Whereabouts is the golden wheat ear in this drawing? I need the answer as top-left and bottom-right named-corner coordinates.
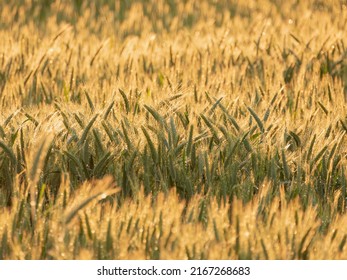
top-left (25, 135), bottom-right (54, 225)
top-left (64, 176), bottom-right (120, 225)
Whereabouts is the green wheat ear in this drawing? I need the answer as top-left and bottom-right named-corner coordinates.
top-left (24, 135), bottom-right (54, 224)
top-left (0, 140), bottom-right (17, 166)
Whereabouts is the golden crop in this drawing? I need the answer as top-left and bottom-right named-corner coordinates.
top-left (0, 0), bottom-right (347, 259)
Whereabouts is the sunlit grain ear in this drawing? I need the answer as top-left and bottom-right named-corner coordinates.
top-left (64, 176), bottom-right (120, 225)
top-left (26, 134), bottom-right (54, 224)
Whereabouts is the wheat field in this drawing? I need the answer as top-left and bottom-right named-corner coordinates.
top-left (0, 0), bottom-right (347, 259)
